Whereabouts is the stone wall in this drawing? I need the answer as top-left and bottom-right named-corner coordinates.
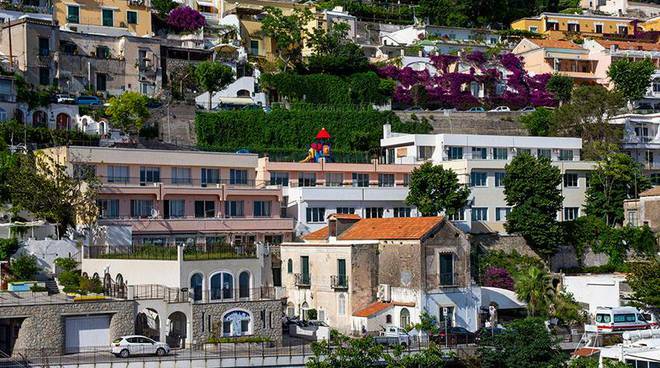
top-left (424, 221), bottom-right (471, 289)
top-left (350, 243), bottom-right (379, 314)
top-left (191, 299), bottom-right (283, 345)
top-left (0, 300), bottom-right (136, 356)
top-left (395, 111), bottom-right (529, 136)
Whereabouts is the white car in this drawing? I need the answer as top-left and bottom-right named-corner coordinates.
top-left (112, 335), bottom-right (170, 358)
top-left (489, 106), bottom-right (511, 112)
top-left (56, 94), bottom-right (75, 104)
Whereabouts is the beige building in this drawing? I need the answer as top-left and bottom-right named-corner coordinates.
top-left (511, 12), bottom-right (637, 38)
top-left (512, 38), bottom-right (600, 83)
top-left (53, 0), bottom-right (153, 37)
top-left (624, 186), bottom-right (660, 233)
top-left (280, 215), bottom-right (474, 334)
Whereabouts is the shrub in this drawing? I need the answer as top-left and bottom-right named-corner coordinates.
top-left (482, 267), bottom-right (515, 290)
top-left (54, 257), bottom-right (78, 272)
top-left (0, 238), bottom-right (19, 261)
top-left (10, 254), bottom-right (40, 281)
top-left (30, 285), bottom-right (48, 292)
top-left (167, 6), bottom-right (205, 32)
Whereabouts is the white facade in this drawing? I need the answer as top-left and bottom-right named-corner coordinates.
top-left (562, 273), bottom-right (628, 314)
top-left (609, 113), bottom-right (660, 176)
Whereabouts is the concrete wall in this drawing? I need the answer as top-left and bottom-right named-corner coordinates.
top-left (562, 274), bottom-right (627, 314)
top-left (82, 258), bottom-right (181, 287)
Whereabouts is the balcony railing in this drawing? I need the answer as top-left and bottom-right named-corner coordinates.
top-left (95, 176), bottom-right (270, 189)
top-left (330, 275), bottom-right (348, 290)
top-left (84, 244), bottom-right (257, 260)
top-left (190, 287), bottom-right (277, 303)
top-left (294, 273), bottom-right (311, 287)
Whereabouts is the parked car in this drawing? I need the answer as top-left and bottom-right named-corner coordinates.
top-left (595, 307), bottom-right (651, 332)
top-left (112, 335), bottom-right (170, 358)
top-left (431, 326), bottom-right (476, 345)
top-left (374, 325), bottom-right (413, 347)
top-left (403, 106), bottom-right (425, 113)
top-left (55, 94), bottom-right (75, 104)
top-left (76, 96), bottom-right (102, 106)
top-left (519, 106), bottom-right (536, 112)
top-left (489, 106), bottom-right (510, 112)
top-left (433, 108), bottom-right (457, 113)
top-left (467, 107), bottom-right (486, 113)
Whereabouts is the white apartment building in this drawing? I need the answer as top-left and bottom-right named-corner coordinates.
top-left (609, 113), bottom-right (660, 183)
top-left (380, 125), bottom-right (595, 233)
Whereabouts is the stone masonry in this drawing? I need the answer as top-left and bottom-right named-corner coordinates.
top-left (0, 300), bottom-right (136, 356)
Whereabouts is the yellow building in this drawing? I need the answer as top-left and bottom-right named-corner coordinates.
top-left (642, 16), bottom-right (660, 31)
top-left (53, 0), bottom-right (152, 37)
top-left (511, 12), bottom-right (637, 39)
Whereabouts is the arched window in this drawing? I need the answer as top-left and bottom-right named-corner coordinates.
top-left (56, 113), bottom-right (71, 130)
top-left (239, 271), bottom-right (250, 298)
top-left (116, 273), bottom-right (123, 286)
top-left (236, 89), bottom-right (250, 97)
top-left (400, 308), bottom-right (410, 328)
top-left (32, 110), bottom-right (47, 128)
top-left (92, 272), bottom-right (99, 280)
top-left (191, 273), bottom-right (203, 301)
top-left (386, 314), bottom-right (392, 324)
top-left (222, 310), bottom-right (251, 336)
top-left (287, 259), bottom-right (293, 274)
top-left (338, 294), bottom-right (346, 316)
top-left (210, 272), bottom-right (233, 300)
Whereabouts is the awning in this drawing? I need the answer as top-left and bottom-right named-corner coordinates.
top-left (480, 287), bottom-right (526, 310)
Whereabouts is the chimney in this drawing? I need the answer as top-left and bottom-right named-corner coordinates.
top-left (327, 214), bottom-right (360, 240)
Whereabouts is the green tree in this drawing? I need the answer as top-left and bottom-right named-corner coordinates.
top-left (569, 357), bottom-right (598, 368)
top-left (584, 153), bottom-right (651, 226)
top-left (503, 154), bottom-right (563, 259)
top-left (260, 6), bottom-right (314, 71)
top-left (307, 333), bottom-right (384, 368)
top-left (54, 257), bottom-right (78, 272)
top-left (384, 343), bottom-right (449, 368)
top-left (406, 162), bottom-right (470, 217)
top-left (194, 61), bottom-right (235, 110)
top-left (151, 0), bottom-right (177, 17)
top-left (626, 260), bottom-right (660, 309)
top-left (478, 317), bottom-right (566, 368)
top-left (418, 0), bottom-right (468, 27)
top-left (520, 107), bottom-right (554, 136)
top-left (551, 85), bottom-right (624, 160)
top-left (546, 74), bottom-right (573, 105)
top-left (10, 254), bottom-right (40, 281)
top-left (514, 266), bottom-right (554, 317)
top-left (0, 238), bottom-right (19, 261)
top-left (306, 22), bottom-right (368, 75)
top-left (105, 91), bottom-right (150, 134)
top-left (607, 59), bottom-right (656, 104)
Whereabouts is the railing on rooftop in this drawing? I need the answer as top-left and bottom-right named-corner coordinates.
top-left (95, 176), bottom-right (271, 189)
top-left (84, 244), bottom-right (257, 260)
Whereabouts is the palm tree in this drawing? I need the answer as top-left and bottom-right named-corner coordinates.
top-left (514, 266), bottom-right (555, 317)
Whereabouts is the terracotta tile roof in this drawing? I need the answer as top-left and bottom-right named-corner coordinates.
top-left (528, 39), bottom-right (583, 50)
top-left (303, 217), bottom-right (445, 241)
top-left (641, 186), bottom-right (660, 197)
top-left (303, 227), bottom-right (329, 241)
top-left (353, 301), bottom-right (394, 317)
top-left (597, 39), bottom-right (660, 52)
top-left (573, 347), bottom-right (600, 357)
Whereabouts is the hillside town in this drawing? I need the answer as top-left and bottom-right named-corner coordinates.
top-left (0, 0), bottom-right (658, 367)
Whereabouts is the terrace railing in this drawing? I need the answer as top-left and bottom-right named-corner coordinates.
top-left (84, 244), bottom-right (257, 261)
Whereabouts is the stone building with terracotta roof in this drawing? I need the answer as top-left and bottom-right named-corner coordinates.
top-left (279, 214), bottom-right (477, 335)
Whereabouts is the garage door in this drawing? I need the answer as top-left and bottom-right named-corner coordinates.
top-left (65, 315), bottom-right (111, 353)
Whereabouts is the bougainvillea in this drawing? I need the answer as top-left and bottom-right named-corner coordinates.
top-left (377, 52), bottom-right (558, 110)
top-left (482, 267), bottom-right (515, 291)
top-left (167, 6), bottom-right (206, 32)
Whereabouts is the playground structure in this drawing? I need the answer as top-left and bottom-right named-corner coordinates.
top-left (301, 128), bottom-right (333, 163)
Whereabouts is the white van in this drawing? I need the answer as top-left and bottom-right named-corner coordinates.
top-left (595, 307), bottom-right (650, 332)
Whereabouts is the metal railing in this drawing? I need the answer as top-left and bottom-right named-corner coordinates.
top-left (189, 287), bottom-right (277, 303)
top-left (95, 176), bottom-right (271, 189)
top-left (130, 284), bottom-right (190, 303)
top-left (294, 273), bottom-right (310, 287)
top-left (330, 275), bottom-right (348, 290)
top-left (84, 244), bottom-right (257, 261)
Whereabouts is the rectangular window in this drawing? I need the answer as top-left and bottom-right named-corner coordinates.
top-left (96, 73), bottom-right (107, 91)
top-left (171, 167), bottom-right (192, 185)
top-left (563, 173), bottom-right (578, 188)
top-left (166, 200), bottom-right (185, 219)
top-left (38, 37), bottom-right (49, 56)
top-left (230, 169), bottom-right (248, 185)
top-left (201, 168), bottom-right (220, 187)
top-left (352, 173), bottom-right (369, 187)
top-left (250, 40), bottom-right (259, 55)
top-left (627, 210), bottom-right (638, 226)
top-left (538, 149), bottom-right (551, 159)
top-left (495, 172), bottom-right (506, 187)
top-left (495, 207), bottom-right (511, 222)
top-left (618, 25), bottom-right (628, 35)
top-left (417, 146), bottom-right (435, 160)
top-left (298, 172), bottom-right (316, 187)
top-left (472, 147), bottom-right (487, 160)
top-left (96, 46), bottom-right (110, 59)
top-left (559, 150), bottom-right (574, 161)
top-left (595, 24), bottom-right (603, 33)
top-left (336, 207), bottom-right (355, 214)
top-left (194, 200), bottom-right (215, 218)
top-left (567, 23), bottom-right (580, 32)
top-left (471, 207), bottom-right (488, 221)
top-left (140, 166), bottom-right (160, 185)
top-left (546, 21), bottom-right (559, 31)
top-left (97, 199), bottom-right (119, 219)
top-left (306, 207), bottom-right (325, 223)
top-left (564, 207), bottom-right (579, 221)
top-left (447, 146), bottom-right (463, 160)
top-left (403, 174), bottom-right (411, 187)
top-left (102, 9), bottom-right (114, 27)
top-left (393, 207), bottom-right (411, 218)
top-left (493, 147), bottom-right (508, 160)
top-left (337, 259), bottom-right (347, 287)
top-left (127, 10), bottom-right (137, 24)
top-left (67, 5), bottom-right (79, 23)
top-left (439, 253), bottom-right (454, 286)
top-left (73, 163), bottom-right (96, 179)
top-left (130, 199), bottom-right (153, 218)
top-left (107, 165), bottom-right (129, 183)
top-left (379, 174), bottom-right (395, 187)
top-left (39, 67), bottom-right (49, 86)
top-left (365, 207), bottom-right (384, 218)
top-left (529, 26), bottom-right (538, 33)
top-left (225, 201), bottom-right (245, 217)
top-left (470, 172), bottom-right (487, 187)
top-left (253, 201), bottom-right (271, 217)
top-left (447, 208), bottom-right (465, 221)
top-left (270, 172), bottom-right (289, 186)
top-left (325, 173), bottom-right (343, 187)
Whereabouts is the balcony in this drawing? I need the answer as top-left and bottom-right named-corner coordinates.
top-left (97, 217), bottom-right (294, 234)
top-left (330, 275), bottom-right (348, 290)
top-left (84, 244), bottom-right (257, 260)
top-left (129, 284), bottom-right (278, 304)
top-left (294, 273), bottom-right (311, 287)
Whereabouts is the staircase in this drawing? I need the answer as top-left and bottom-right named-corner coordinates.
top-left (44, 278), bottom-right (59, 295)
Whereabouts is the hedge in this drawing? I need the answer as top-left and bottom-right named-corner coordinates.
top-left (195, 108), bottom-right (431, 158)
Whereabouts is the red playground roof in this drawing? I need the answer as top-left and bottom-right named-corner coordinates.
top-left (316, 128), bottom-right (331, 140)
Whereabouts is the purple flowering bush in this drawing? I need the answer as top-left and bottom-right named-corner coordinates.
top-left (167, 6), bottom-right (206, 32)
top-left (377, 52), bottom-right (558, 110)
top-left (482, 267), bottom-right (515, 290)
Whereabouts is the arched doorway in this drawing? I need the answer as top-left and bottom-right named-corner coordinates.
top-left (136, 308), bottom-right (161, 341)
top-left (56, 113), bottom-right (71, 130)
top-left (190, 273), bottom-right (203, 301)
top-left (222, 310), bottom-right (251, 337)
top-left (167, 312), bottom-right (187, 348)
top-left (32, 111), bottom-right (47, 128)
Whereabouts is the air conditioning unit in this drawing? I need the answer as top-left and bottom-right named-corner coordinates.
top-left (377, 284), bottom-right (391, 302)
